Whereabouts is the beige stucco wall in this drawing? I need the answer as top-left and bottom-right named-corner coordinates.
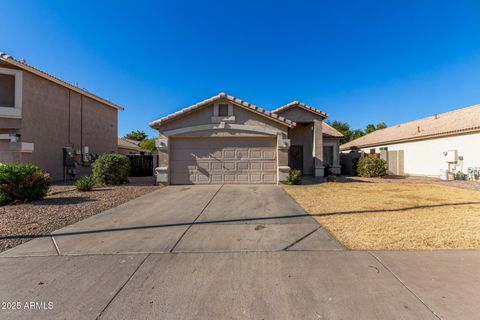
top-left (15, 70), bottom-right (118, 180)
top-left (275, 107), bottom-right (325, 123)
top-left (288, 123), bottom-right (314, 175)
top-left (275, 106), bottom-right (327, 177)
top-left (158, 100), bottom-right (287, 135)
top-left (154, 100), bottom-right (290, 184)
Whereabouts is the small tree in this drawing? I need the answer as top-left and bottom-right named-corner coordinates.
top-left (328, 121), bottom-right (352, 144)
top-left (139, 138), bottom-right (157, 152)
top-left (376, 122), bottom-right (387, 130)
top-left (124, 130), bottom-right (147, 141)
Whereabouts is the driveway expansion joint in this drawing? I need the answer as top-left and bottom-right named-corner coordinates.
top-left (96, 253), bottom-right (151, 320)
top-left (369, 251), bottom-right (442, 320)
top-left (283, 226), bottom-right (321, 251)
top-left (169, 184), bottom-right (224, 253)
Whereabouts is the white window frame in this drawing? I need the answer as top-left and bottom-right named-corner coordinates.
top-left (212, 102), bottom-right (235, 123)
top-left (0, 67), bottom-right (23, 119)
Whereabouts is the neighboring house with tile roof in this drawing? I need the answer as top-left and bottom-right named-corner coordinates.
top-left (117, 138), bottom-right (150, 155)
top-left (340, 105), bottom-right (480, 177)
top-left (149, 93), bottom-right (343, 184)
top-left (0, 52), bottom-right (123, 180)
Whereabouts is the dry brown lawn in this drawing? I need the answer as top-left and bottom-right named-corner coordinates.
top-left (285, 182), bottom-right (480, 250)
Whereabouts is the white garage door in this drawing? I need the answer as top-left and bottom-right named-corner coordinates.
top-left (170, 137), bottom-right (277, 184)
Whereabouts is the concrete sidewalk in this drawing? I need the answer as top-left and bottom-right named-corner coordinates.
top-left (1, 185), bottom-right (479, 319)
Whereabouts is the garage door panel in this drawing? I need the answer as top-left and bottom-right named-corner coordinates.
top-left (263, 150), bottom-right (276, 159)
top-left (263, 174), bottom-right (276, 183)
top-left (223, 150), bottom-right (235, 159)
top-left (263, 162), bottom-right (275, 170)
top-left (170, 138), bottom-right (276, 184)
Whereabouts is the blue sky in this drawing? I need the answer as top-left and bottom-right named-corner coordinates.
top-left (2, 1), bottom-right (480, 137)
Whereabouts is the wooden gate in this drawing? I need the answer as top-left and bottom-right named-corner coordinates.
top-left (127, 155), bottom-right (154, 177)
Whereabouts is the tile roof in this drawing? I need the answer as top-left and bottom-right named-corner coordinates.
top-left (149, 93), bottom-right (295, 128)
top-left (322, 122), bottom-right (344, 138)
top-left (0, 52), bottom-right (123, 111)
top-left (117, 138), bottom-right (147, 152)
top-left (272, 101), bottom-right (328, 119)
top-left (341, 104), bottom-right (480, 150)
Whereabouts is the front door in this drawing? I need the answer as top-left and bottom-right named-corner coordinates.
top-left (289, 145), bottom-right (303, 172)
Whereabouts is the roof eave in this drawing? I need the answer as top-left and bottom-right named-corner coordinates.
top-left (272, 101), bottom-right (329, 119)
top-left (340, 126), bottom-right (480, 151)
top-left (149, 93), bottom-right (296, 130)
top-left (0, 53), bottom-right (124, 111)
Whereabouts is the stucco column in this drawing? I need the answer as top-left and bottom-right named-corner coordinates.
top-left (313, 119), bottom-right (324, 177)
top-left (155, 133), bottom-right (169, 185)
top-left (277, 133), bottom-right (290, 183)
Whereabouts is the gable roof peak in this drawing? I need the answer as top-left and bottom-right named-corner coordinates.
top-left (149, 93), bottom-right (295, 129)
top-left (272, 101), bottom-right (328, 119)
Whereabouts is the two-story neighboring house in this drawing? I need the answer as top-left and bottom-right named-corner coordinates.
top-left (0, 52), bottom-right (123, 180)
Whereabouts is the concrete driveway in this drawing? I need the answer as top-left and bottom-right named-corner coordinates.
top-left (1, 185), bottom-right (479, 319)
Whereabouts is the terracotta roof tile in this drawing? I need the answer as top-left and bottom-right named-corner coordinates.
top-left (272, 101), bottom-right (328, 118)
top-left (117, 138), bottom-right (148, 152)
top-left (149, 93), bottom-right (295, 128)
top-left (341, 104), bottom-right (480, 150)
top-left (323, 122), bottom-right (344, 138)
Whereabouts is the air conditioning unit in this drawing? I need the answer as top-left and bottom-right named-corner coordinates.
top-left (443, 150), bottom-right (458, 163)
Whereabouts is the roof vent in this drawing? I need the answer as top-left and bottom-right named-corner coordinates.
top-left (417, 126), bottom-right (421, 133)
top-left (434, 114), bottom-right (438, 119)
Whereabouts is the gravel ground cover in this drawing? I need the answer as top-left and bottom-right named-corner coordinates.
top-left (0, 178), bottom-right (160, 252)
top-left (285, 182), bottom-right (480, 250)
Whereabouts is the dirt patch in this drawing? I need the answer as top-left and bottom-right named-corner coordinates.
top-left (285, 182), bottom-right (480, 250)
top-left (0, 183), bottom-right (160, 252)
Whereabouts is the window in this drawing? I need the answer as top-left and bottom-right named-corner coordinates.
top-left (0, 74), bottom-right (15, 108)
top-left (370, 148), bottom-right (376, 154)
top-left (379, 147), bottom-right (388, 151)
top-left (211, 102), bottom-right (235, 123)
top-left (218, 103), bottom-right (228, 117)
top-left (0, 67), bottom-right (22, 118)
top-left (323, 145), bottom-right (334, 166)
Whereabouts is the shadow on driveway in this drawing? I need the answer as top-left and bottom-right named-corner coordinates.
top-left (2, 201), bottom-right (478, 240)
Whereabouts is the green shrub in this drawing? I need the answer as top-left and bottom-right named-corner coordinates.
top-left (326, 174), bottom-right (337, 182)
top-left (455, 171), bottom-right (466, 181)
top-left (324, 165), bottom-right (333, 176)
top-left (287, 169), bottom-right (302, 185)
top-left (0, 164), bottom-right (50, 205)
top-left (92, 153), bottom-right (130, 185)
top-left (0, 191), bottom-right (14, 206)
top-left (356, 155), bottom-right (387, 178)
top-left (75, 175), bottom-right (97, 191)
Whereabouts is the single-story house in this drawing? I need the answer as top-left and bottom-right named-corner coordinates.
top-left (0, 52), bottom-right (123, 180)
top-left (118, 138), bottom-right (150, 155)
top-left (340, 104), bottom-right (480, 178)
top-left (149, 93), bottom-right (343, 185)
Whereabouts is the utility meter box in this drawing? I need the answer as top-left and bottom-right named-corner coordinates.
top-left (443, 150), bottom-right (458, 163)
